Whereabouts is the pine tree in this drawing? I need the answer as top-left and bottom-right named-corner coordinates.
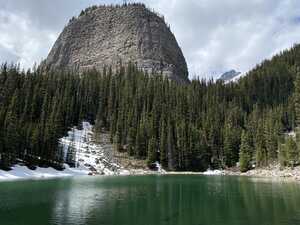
top-left (127, 127), bottom-right (136, 156)
top-left (66, 130), bottom-right (77, 167)
top-left (135, 121), bottom-right (147, 159)
top-left (285, 137), bottom-right (298, 168)
top-left (223, 123), bottom-right (235, 167)
top-left (293, 69), bottom-right (300, 162)
top-left (147, 136), bottom-right (157, 168)
top-left (113, 130), bottom-right (122, 152)
top-left (159, 116), bottom-right (168, 169)
top-left (294, 70), bottom-right (300, 127)
top-left (239, 130), bottom-right (252, 172)
top-left (278, 143), bottom-right (287, 168)
top-left (255, 122), bottom-right (267, 167)
top-left (264, 118), bottom-right (275, 161)
top-left (167, 118), bottom-right (177, 170)
top-left (3, 92), bottom-right (20, 164)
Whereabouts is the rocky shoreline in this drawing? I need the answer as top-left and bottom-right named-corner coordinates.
top-left (157, 165), bottom-right (300, 182)
top-left (223, 165), bottom-right (300, 181)
top-left (114, 165), bottom-right (300, 183)
top-left (2, 162), bottom-right (300, 182)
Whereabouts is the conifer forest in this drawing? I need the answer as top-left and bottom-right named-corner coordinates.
top-left (1, 44), bottom-right (300, 172)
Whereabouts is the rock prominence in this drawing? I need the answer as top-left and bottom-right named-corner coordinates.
top-left (44, 4), bottom-right (189, 82)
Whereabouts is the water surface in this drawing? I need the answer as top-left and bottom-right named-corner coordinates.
top-left (0, 175), bottom-right (300, 225)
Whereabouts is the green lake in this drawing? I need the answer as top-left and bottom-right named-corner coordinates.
top-left (0, 175), bottom-right (299, 225)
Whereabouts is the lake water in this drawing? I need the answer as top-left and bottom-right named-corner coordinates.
top-left (0, 175), bottom-right (300, 225)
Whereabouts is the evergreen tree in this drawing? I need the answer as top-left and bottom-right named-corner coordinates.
top-left (239, 131), bottom-right (252, 172)
top-left (278, 143), bottom-right (287, 168)
top-left (294, 70), bottom-right (300, 127)
top-left (147, 137), bottom-right (157, 168)
top-left (255, 122), bottom-right (267, 167)
top-left (113, 131), bottom-right (122, 152)
top-left (285, 137), bottom-right (298, 168)
top-left (66, 133), bottom-right (77, 168)
top-left (127, 127), bottom-right (136, 156)
top-left (223, 122), bottom-right (236, 167)
top-left (160, 117), bottom-right (168, 169)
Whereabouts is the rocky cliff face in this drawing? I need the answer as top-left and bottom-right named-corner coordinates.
top-left (43, 4), bottom-right (189, 82)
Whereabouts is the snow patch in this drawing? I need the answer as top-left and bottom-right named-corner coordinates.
top-left (287, 131), bottom-right (296, 138)
top-left (155, 161), bottom-right (166, 174)
top-left (203, 169), bottom-right (224, 176)
top-left (223, 72), bottom-right (246, 84)
top-left (0, 164), bottom-right (89, 181)
top-left (229, 73), bottom-right (245, 83)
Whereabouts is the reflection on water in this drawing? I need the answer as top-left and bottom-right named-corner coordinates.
top-left (52, 178), bottom-right (105, 225)
top-left (0, 176), bottom-right (300, 225)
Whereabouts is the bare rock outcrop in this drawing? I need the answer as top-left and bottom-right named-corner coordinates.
top-left (43, 4), bottom-right (189, 82)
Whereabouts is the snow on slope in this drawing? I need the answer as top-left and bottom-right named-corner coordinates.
top-left (227, 73), bottom-right (245, 83)
top-left (218, 70), bottom-right (247, 84)
top-left (219, 70), bottom-right (241, 82)
top-left (0, 122), bottom-right (129, 181)
top-left (60, 121), bottom-right (128, 176)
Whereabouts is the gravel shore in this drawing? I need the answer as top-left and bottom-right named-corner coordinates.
top-left (223, 165), bottom-right (300, 181)
top-left (135, 165), bottom-right (300, 182)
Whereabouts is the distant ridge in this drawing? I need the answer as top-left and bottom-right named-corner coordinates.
top-left (218, 70), bottom-right (241, 82)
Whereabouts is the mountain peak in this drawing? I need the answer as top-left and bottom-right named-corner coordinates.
top-left (42, 4), bottom-right (189, 83)
top-left (218, 70), bottom-right (241, 82)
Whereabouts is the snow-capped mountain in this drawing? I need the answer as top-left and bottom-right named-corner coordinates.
top-left (218, 70), bottom-right (241, 83)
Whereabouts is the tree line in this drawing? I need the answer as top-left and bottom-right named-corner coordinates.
top-left (1, 44), bottom-right (300, 171)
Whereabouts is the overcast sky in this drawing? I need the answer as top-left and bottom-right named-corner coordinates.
top-left (1, 0), bottom-right (300, 79)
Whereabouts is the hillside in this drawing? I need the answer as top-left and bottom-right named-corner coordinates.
top-left (1, 40), bottom-right (299, 172)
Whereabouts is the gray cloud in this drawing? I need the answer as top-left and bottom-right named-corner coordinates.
top-left (144, 0), bottom-right (300, 78)
top-left (0, 44), bottom-right (20, 63)
top-left (1, 0), bottom-right (300, 78)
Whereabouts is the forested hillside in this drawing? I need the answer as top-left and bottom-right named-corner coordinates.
top-left (0, 65), bottom-right (100, 169)
top-left (1, 44), bottom-right (300, 171)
